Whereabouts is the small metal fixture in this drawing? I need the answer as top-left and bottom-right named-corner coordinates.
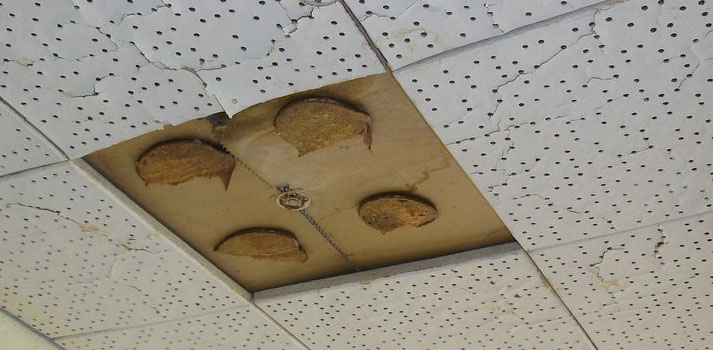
top-left (276, 189), bottom-right (311, 210)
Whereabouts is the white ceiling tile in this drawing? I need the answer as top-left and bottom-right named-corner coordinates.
top-left (343, 0), bottom-right (602, 69)
top-left (0, 161), bottom-right (248, 338)
top-left (531, 210), bottom-right (713, 350)
top-left (0, 102), bottom-right (64, 176)
top-left (0, 309), bottom-right (61, 350)
top-left (194, 1), bottom-right (386, 116)
top-left (396, 0), bottom-right (713, 249)
top-left (56, 305), bottom-right (305, 350)
top-left (0, 0), bottom-right (383, 157)
top-left (256, 243), bottom-right (595, 350)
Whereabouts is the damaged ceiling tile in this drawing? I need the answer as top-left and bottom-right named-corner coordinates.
top-left (87, 73), bottom-right (513, 287)
top-left (342, 0), bottom-right (602, 69)
top-left (396, 0), bottom-right (713, 250)
top-left (274, 97), bottom-right (372, 156)
top-left (0, 0), bottom-right (382, 158)
top-left (358, 193), bottom-right (438, 233)
top-left (136, 139), bottom-right (236, 189)
top-left (215, 228), bottom-right (308, 263)
top-left (532, 211), bottom-right (713, 349)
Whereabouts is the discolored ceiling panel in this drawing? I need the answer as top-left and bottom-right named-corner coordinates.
top-left (86, 73), bottom-right (512, 291)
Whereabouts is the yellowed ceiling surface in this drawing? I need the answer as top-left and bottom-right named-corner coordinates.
top-left (87, 73), bottom-right (512, 290)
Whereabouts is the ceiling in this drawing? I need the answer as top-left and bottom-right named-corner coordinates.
top-left (1, 0), bottom-right (712, 349)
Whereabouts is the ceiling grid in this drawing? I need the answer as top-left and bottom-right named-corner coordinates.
top-left (0, 99), bottom-right (64, 176)
top-left (343, 0), bottom-right (605, 69)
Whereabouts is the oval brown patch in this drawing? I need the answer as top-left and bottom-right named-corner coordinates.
top-left (274, 97), bottom-right (372, 156)
top-left (358, 193), bottom-right (438, 233)
top-left (215, 228), bottom-right (308, 263)
top-left (135, 140), bottom-right (236, 189)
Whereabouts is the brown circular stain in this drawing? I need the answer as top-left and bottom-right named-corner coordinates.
top-left (214, 228), bottom-right (308, 263)
top-left (274, 97), bottom-right (372, 156)
top-left (135, 139), bottom-right (236, 189)
top-left (358, 193), bottom-right (438, 233)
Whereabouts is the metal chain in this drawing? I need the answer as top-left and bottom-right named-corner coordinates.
top-left (233, 154), bottom-right (360, 272)
top-left (298, 209), bottom-right (361, 272)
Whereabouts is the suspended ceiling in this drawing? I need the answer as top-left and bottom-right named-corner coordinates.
top-left (1, 0), bottom-right (712, 349)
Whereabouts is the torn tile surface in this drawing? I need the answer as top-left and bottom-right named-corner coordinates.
top-left (396, 0), bottom-right (713, 249)
top-left (0, 0), bottom-right (383, 157)
top-left (0, 161), bottom-right (248, 338)
top-left (344, 0), bottom-right (603, 69)
top-left (256, 243), bottom-right (595, 350)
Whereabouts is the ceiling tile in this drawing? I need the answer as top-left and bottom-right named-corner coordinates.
top-left (344, 0), bottom-right (602, 69)
top-left (396, 0), bottom-right (713, 249)
top-left (256, 243), bottom-right (595, 350)
top-left (0, 102), bottom-right (64, 176)
top-left (0, 309), bottom-right (61, 350)
top-left (0, 161), bottom-right (249, 338)
top-left (531, 210), bottom-right (713, 349)
top-left (0, 0), bottom-right (384, 158)
top-left (56, 305), bottom-right (305, 350)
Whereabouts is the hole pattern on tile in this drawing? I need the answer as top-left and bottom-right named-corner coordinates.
top-left (0, 102), bottom-right (62, 176)
top-left (258, 245), bottom-right (593, 350)
top-left (0, 162), bottom-right (244, 338)
top-left (396, 0), bottom-right (713, 249)
top-left (0, 0), bottom-right (382, 157)
top-left (533, 211), bottom-right (713, 350)
top-left (344, 0), bottom-right (602, 68)
top-left (56, 307), bottom-right (302, 350)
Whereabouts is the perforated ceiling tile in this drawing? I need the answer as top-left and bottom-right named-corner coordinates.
top-left (0, 101), bottom-right (64, 176)
top-left (343, 0), bottom-right (603, 69)
top-left (256, 243), bottom-right (595, 350)
top-left (0, 309), bottom-right (61, 350)
top-left (396, 0), bottom-right (713, 249)
top-left (531, 210), bottom-right (713, 350)
top-left (0, 160), bottom-right (248, 338)
top-left (56, 306), bottom-right (305, 350)
top-left (0, 0), bottom-right (383, 158)
top-left (192, 1), bottom-right (386, 116)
